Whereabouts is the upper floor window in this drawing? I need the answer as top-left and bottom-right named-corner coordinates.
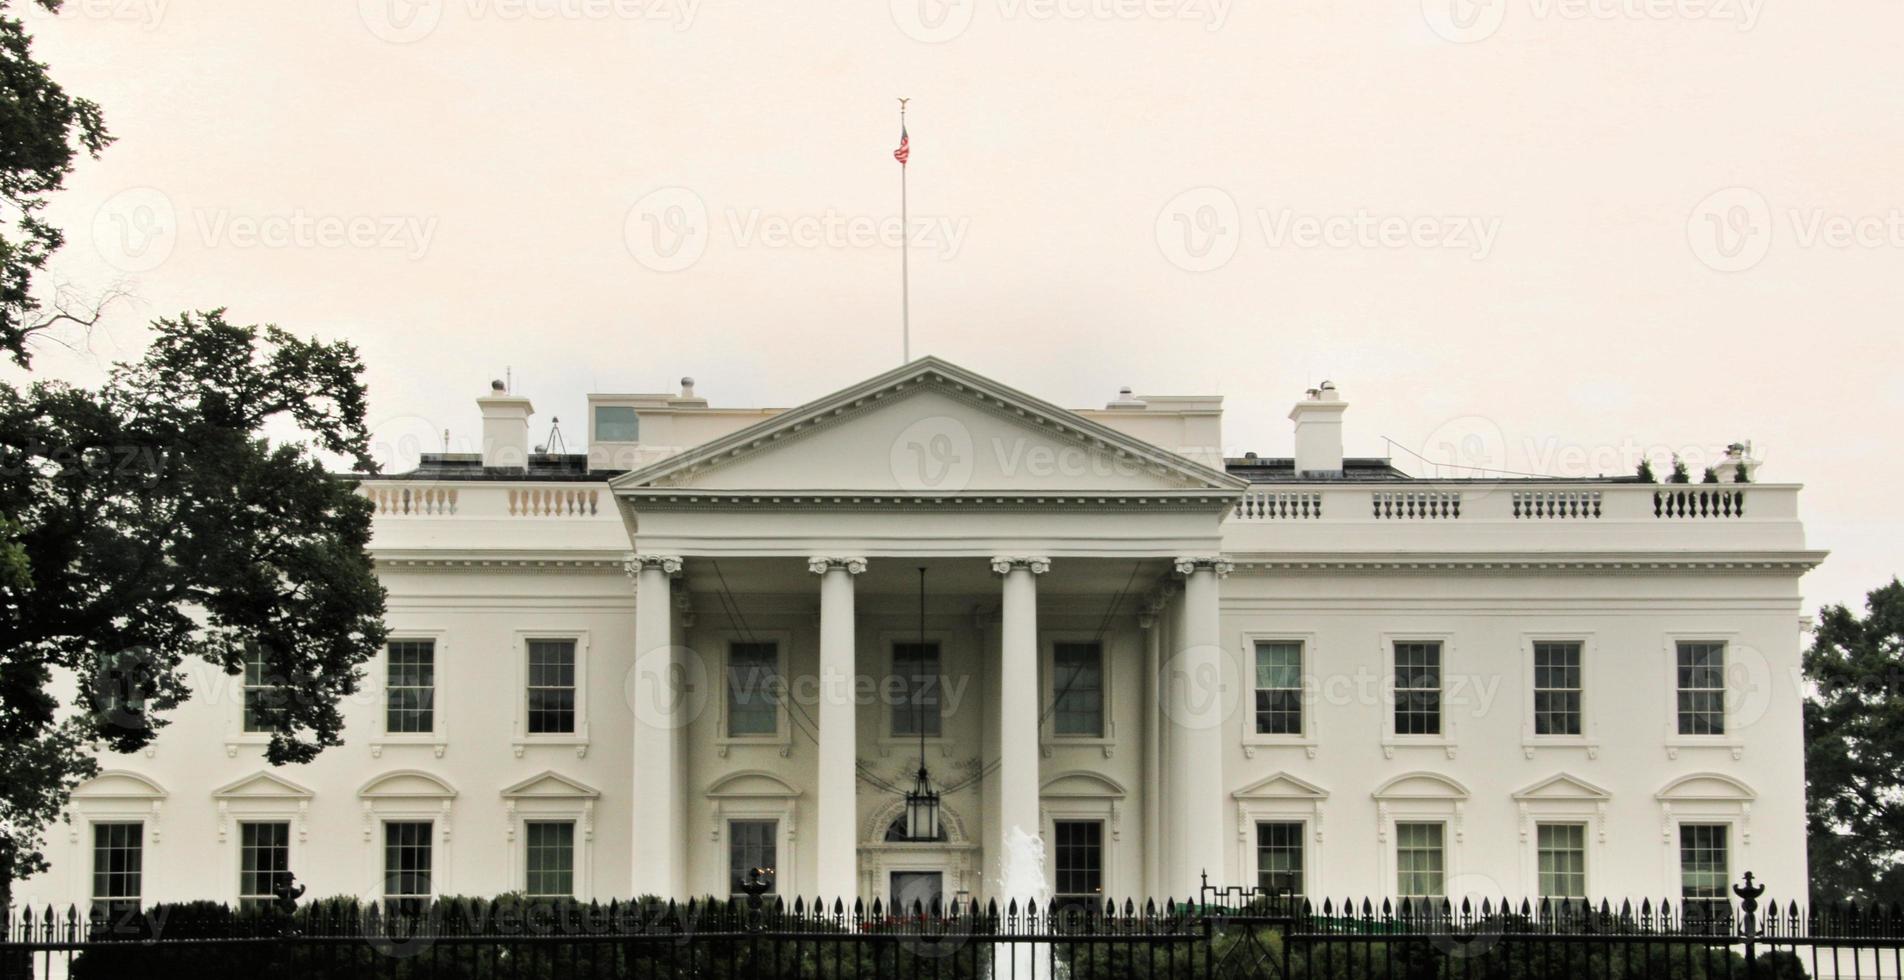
top-left (726, 642), bottom-right (780, 737)
top-left (91, 822), bottom-right (143, 916)
top-left (1676, 642), bottom-right (1726, 736)
top-left (1532, 642), bottom-right (1582, 737)
top-left (241, 647), bottom-right (285, 734)
top-left (1392, 642), bottom-right (1442, 736)
top-left (239, 821), bottom-right (291, 911)
top-left (1536, 823), bottom-right (1586, 900)
top-left (1394, 821), bottom-right (1445, 899)
top-left (891, 642), bottom-right (941, 737)
top-left (1052, 642), bottom-right (1104, 737)
top-left (386, 640), bottom-right (435, 734)
top-left (593, 405), bottom-right (640, 442)
top-left (1256, 821), bottom-right (1305, 898)
top-left (1254, 641), bottom-right (1303, 735)
top-left (527, 639), bottom-right (577, 734)
top-left (524, 821), bottom-right (575, 899)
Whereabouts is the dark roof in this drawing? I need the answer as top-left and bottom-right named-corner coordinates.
top-left (1224, 456), bottom-right (1414, 482)
top-left (358, 453), bottom-right (626, 482)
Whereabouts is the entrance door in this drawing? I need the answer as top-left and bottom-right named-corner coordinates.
top-left (889, 870), bottom-right (944, 913)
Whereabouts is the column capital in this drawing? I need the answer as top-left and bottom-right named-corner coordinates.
top-left (1173, 556), bottom-right (1233, 579)
top-left (624, 554), bottom-right (683, 577)
top-left (807, 556), bottom-right (868, 576)
top-left (990, 556), bottom-right (1051, 576)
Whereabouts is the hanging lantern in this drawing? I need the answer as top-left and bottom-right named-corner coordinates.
top-left (904, 765), bottom-right (940, 842)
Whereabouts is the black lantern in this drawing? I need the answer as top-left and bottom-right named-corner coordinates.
top-left (902, 567), bottom-right (941, 842)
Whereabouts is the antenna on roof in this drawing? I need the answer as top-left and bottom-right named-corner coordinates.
top-left (538, 417), bottom-right (567, 456)
top-left (505, 366), bottom-right (513, 393)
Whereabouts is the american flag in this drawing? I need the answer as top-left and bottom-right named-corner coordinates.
top-left (893, 124), bottom-right (910, 165)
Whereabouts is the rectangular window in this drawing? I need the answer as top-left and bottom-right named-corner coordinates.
top-left (1254, 641), bottom-right (1304, 735)
top-left (1676, 642), bottom-right (1726, 736)
top-left (1052, 642), bottom-right (1104, 737)
top-left (891, 642), bottom-right (942, 737)
top-left (383, 821), bottom-right (433, 912)
top-left (725, 642), bottom-right (780, 737)
top-left (1255, 821), bottom-right (1305, 898)
top-left (386, 640), bottom-right (435, 734)
top-left (1053, 820), bottom-right (1104, 900)
top-left (1679, 824), bottom-right (1730, 918)
top-left (526, 639), bottom-right (577, 734)
top-left (1532, 641), bottom-right (1583, 737)
top-left (238, 821), bottom-right (291, 911)
top-left (728, 820), bottom-right (777, 895)
top-left (524, 821), bottom-right (575, 899)
top-left (1536, 823), bottom-right (1586, 900)
top-left (241, 646), bottom-right (284, 734)
top-left (1393, 642), bottom-right (1442, 736)
top-left (91, 822), bottom-right (143, 916)
top-left (1395, 822), bottom-right (1445, 898)
top-left (594, 405), bottom-right (640, 443)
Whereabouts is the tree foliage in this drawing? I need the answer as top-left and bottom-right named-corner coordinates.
top-left (0, 0), bottom-right (113, 364)
top-left (1805, 578), bottom-right (1904, 905)
top-left (0, 310), bottom-right (387, 890)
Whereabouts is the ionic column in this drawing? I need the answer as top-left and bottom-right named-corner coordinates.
top-left (1138, 591), bottom-right (1169, 900)
top-left (626, 554), bottom-right (685, 898)
top-left (1166, 557), bottom-right (1231, 896)
top-left (992, 556), bottom-right (1050, 902)
top-left (809, 556), bottom-right (867, 901)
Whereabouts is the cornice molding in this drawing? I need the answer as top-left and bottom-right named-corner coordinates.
top-left (615, 489), bottom-right (1241, 511)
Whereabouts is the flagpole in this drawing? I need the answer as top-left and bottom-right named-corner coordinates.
top-left (898, 97), bottom-right (911, 364)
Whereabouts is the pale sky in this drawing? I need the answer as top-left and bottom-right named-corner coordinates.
top-left (11, 0), bottom-right (1901, 612)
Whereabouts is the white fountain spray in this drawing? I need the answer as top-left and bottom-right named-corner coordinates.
top-left (996, 826), bottom-right (1053, 980)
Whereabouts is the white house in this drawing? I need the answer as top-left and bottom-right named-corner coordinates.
top-left (22, 357), bottom-right (1822, 916)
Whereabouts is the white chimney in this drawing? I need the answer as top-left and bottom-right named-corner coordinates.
top-left (1289, 381), bottom-right (1347, 476)
top-left (478, 379), bottom-right (534, 469)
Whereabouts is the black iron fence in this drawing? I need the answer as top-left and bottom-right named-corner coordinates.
top-left (4, 874), bottom-right (1902, 979)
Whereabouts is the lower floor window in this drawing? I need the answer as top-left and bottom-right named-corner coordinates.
top-left (524, 821), bottom-right (575, 899)
top-left (1536, 823), bottom-right (1586, 901)
top-left (1053, 820), bottom-right (1104, 903)
top-left (238, 821), bottom-right (291, 911)
top-left (383, 821), bottom-right (433, 912)
top-left (1255, 821), bottom-right (1305, 898)
top-left (728, 820), bottom-right (777, 895)
top-left (1395, 822), bottom-right (1445, 899)
top-left (91, 822), bottom-right (143, 917)
top-left (1679, 824), bottom-right (1730, 920)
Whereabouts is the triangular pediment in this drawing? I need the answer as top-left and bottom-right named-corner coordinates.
top-left (501, 770), bottom-right (600, 800)
top-left (1233, 772), bottom-right (1330, 801)
top-left (611, 357), bottom-right (1246, 499)
top-left (1512, 773), bottom-right (1610, 802)
top-left (213, 771), bottom-right (314, 800)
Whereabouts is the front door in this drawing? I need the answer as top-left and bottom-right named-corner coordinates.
top-left (889, 870), bottom-right (944, 913)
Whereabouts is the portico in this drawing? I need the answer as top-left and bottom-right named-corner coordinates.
top-left (609, 358), bottom-right (1246, 902)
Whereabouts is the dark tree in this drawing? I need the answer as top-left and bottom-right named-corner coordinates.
top-left (1635, 457), bottom-right (1657, 482)
top-left (1668, 454), bottom-right (1690, 483)
top-left (0, 0), bottom-right (113, 364)
top-left (0, 310), bottom-right (386, 903)
top-left (1805, 579), bottom-right (1904, 905)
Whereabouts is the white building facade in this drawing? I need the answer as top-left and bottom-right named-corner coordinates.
top-left (22, 358), bottom-right (1822, 914)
